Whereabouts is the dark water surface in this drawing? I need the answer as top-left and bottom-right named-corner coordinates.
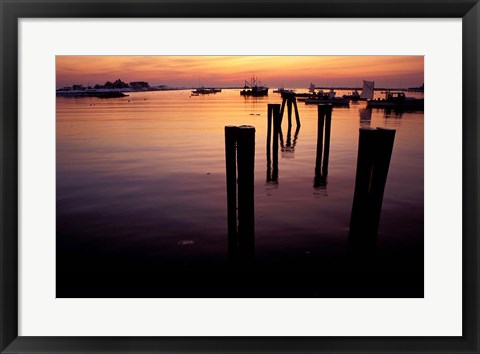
top-left (56, 89), bottom-right (424, 297)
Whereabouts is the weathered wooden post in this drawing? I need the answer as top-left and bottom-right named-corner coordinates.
top-left (266, 104), bottom-right (281, 182)
top-left (314, 104), bottom-right (333, 187)
top-left (349, 127), bottom-right (377, 242)
top-left (322, 104), bottom-right (332, 177)
top-left (225, 125), bottom-right (256, 261)
top-left (225, 126), bottom-right (238, 259)
top-left (266, 104), bottom-right (274, 181)
top-left (280, 92), bottom-right (300, 128)
top-left (272, 104), bottom-right (281, 181)
top-left (293, 97), bottom-right (301, 127)
top-left (314, 106), bottom-right (325, 182)
top-left (237, 126), bottom-right (256, 260)
top-left (279, 97), bottom-right (286, 124)
top-left (349, 127), bottom-right (396, 254)
top-left (368, 128), bottom-right (396, 236)
top-left (278, 124), bottom-right (284, 149)
top-left (287, 98), bottom-right (293, 129)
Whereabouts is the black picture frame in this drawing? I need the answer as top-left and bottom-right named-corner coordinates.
top-left (1, 0), bottom-right (478, 353)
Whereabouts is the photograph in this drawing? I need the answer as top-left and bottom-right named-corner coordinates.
top-left (56, 55), bottom-right (424, 298)
top-left (2, 1), bottom-right (477, 351)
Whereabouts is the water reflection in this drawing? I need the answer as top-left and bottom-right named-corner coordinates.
top-left (266, 103), bottom-right (302, 180)
top-left (280, 125), bottom-right (300, 159)
top-left (359, 107), bottom-right (372, 127)
top-left (383, 108), bottom-right (404, 119)
top-left (56, 89), bottom-right (424, 298)
top-left (279, 93), bottom-right (301, 129)
top-left (243, 95), bottom-right (268, 115)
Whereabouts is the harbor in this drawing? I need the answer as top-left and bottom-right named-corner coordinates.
top-left (57, 87), bottom-right (424, 297)
top-left (56, 55), bottom-right (424, 298)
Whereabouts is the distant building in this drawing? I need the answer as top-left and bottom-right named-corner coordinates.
top-left (90, 79), bottom-right (148, 90)
top-left (407, 83), bottom-right (424, 92)
top-left (113, 79), bottom-right (129, 88)
top-left (72, 84), bottom-right (85, 91)
top-left (96, 79), bottom-right (129, 89)
top-left (129, 81), bottom-right (150, 89)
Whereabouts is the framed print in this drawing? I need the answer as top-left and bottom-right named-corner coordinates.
top-left (1, 0), bottom-right (479, 353)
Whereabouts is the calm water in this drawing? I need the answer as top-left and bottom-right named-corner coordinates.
top-left (56, 89), bottom-right (424, 297)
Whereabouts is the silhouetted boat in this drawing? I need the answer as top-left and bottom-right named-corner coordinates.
top-left (240, 76), bottom-right (268, 96)
top-left (367, 91), bottom-right (424, 110)
top-left (304, 89), bottom-right (350, 106)
top-left (273, 87), bottom-right (295, 94)
top-left (192, 87), bottom-right (221, 94)
top-left (56, 89), bottom-right (128, 98)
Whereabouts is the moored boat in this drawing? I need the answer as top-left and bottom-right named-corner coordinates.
top-left (304, 89), bottom-right (350, 106)
top-left (273, 87), bottom-right (295, 94)
top-left (56, 88), bottom-right (128, 98)
top-left (240, 76), bottom-right (268, 96)
top-left (192, 87), bottom-right (222, 94)
top-left (367, 91), bottom-right (424, 110)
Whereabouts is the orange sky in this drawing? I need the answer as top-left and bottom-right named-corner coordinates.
top-left (56, 56), bottom-right (424, 89)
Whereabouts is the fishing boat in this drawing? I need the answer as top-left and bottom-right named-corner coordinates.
top-left (191, 87), bottom-right (222, 94)
top-left (367, 91), bottom-right (424, 110)
top-left (240, 76), bottom-right (268, 96)
top-left (304, 89), bottom-right (350, 106)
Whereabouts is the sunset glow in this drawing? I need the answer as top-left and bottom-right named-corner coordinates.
top-left (56, 56), bottom-right (424, 89)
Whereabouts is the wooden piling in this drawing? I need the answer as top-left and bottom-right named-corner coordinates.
top-left (278, 125), bottom-right (284, 149)
top-left (314, 105), bottom-right (326, 179)
top-left (272, 104), bottom-right (281, 181)
top-left (287, 99), bottom-right (293, 128)
top-left (349, 127), bottom-right (396, 253)
top-left (314, 104), bottom-right (332, 186)
top-left (266, 104), bottom-right (274, 181)
top-left (322, 104), bottom-right (333, 177)
top-left (225, 126), bottom-right (238, 257)
top-left (279, 97), bottom-right (286, 124)
top-left (369, 128), bottom-right (396, 236)
top-left (236, 125), bottom-right (256, 260)
top-left (349, 128), bottom-right (377, 239)
top-left (293, 97), bottom-right (301, 127)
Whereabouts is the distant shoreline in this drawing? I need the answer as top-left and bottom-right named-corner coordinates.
top-left (56, 86), bottom-right (423, 99)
